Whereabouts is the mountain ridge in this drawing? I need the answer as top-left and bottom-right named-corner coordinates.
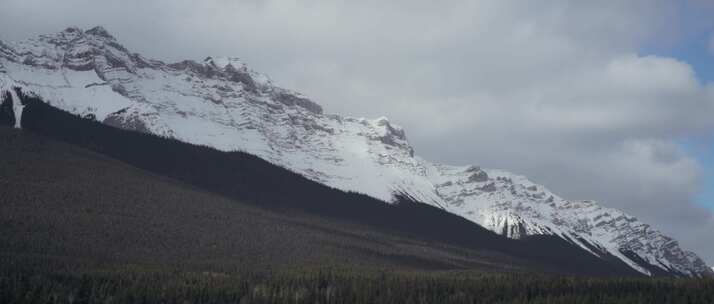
top-left (0, 26), bottom-right (711, 277)
top-left (7, 99), bottom-right (644, 276)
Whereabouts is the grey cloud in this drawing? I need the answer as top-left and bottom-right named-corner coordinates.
top-left (2, 0), bottom-right (714, 264)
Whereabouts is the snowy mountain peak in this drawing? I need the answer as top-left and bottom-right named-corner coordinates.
top-left (1, 26), bottom-right (712, 278)
top-left (0, 26), bottom-right (163, 84)
top-left (204, 56), bottom-right (245, 70)
top-left (85, 26), bottom-right (116, 40)
top-left (361, 116), bottom-right (413, 156)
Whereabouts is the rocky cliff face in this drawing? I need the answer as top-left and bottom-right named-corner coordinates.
top-left (1, 26), bottom-right (711, 277)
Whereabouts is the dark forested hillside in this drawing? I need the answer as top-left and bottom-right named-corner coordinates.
top-left (0, 91), bottom-right (15, 127)
top-left (10, 91), bottom-right (641, 276)
top-left (0, 127), bottom-right (518, 272)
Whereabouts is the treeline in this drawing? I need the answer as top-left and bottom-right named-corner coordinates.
top-left (15, 91), bottom-right (640, 276)
top-left (1, 267), bottom-right (713, 304)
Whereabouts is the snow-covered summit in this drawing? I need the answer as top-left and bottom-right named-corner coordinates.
top-left (1, 27), bottom-right (711, 277)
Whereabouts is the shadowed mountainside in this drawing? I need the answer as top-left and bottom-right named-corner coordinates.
top-left (0, 90), bottom-right (642, 276)
top-left (0, 127), bottom-right (522, 273)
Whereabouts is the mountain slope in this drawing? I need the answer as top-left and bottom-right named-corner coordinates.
top-left (0, 124), bottom-right (642, 276)
top-left (10, 98), bottom-right (645, 276)
top-left (0, 26), bottom-right (711, 277)
top-left (0, 127), bottom-right (520, 273)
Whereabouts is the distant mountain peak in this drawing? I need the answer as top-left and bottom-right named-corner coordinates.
top-left (1, 26), bottom-right (711, 278)
top-left (85, 26), bottom-right (115, 40)
top-left (204, 56), bottom-right (246, 70)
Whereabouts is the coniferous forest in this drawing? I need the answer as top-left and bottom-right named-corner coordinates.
top-left (2, 266), bottom-right (714, 304)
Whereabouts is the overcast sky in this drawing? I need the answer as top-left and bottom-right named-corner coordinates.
top-left (2, 0), bottom-right (714, 265)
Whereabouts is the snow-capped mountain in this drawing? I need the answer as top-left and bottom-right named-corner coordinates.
top-left (1, 26), bottom-right (711, 277)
